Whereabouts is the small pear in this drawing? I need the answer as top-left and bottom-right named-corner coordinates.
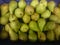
top-left (31, 13), bottom-right (39, 21)
top-left (47, 31), bottom-right (55, 41)
top-left (9, 14), bottom-right (17, 22)
top-left (29, 21), bottom-right (39, 32)
top-left (18, 0), bottom-right (26, 10)
top-left (9, 28), bottom-right (18, 41)
top-left (41, 10), bottom-right (51, 19)
top-left (9, 21), bottom-right (21, 32)
top-left (9, 1), bottom-right (17, 14)
top-left (28, 30), bottom-right (37, 42)
top-left (25, 5), bottom-right (34, 15)
top-left (1, 16), bottom-right (9, 25)
top-left (47, 1), bottom-right (56, 12)
top-left (20, 24), bottom-right (29, 32)
top-left (38, 18), bottom-right (46, 32)
top-left (1, 3), bottom-right (8, 16)
top-left (19, 31), bottom-right (27, 41)
top-left (15, 8), bottom-right (24, 18)
top-left (30, 0), bottom-right (39, 8)
top-left (23, 14), bottom-right (30, 23)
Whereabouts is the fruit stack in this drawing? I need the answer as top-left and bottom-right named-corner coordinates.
top-left (0, 0), bottom-right (60, 42)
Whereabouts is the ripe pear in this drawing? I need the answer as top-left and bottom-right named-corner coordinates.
top-left (38, 18), bottom-right (46, 32)
top-left (15, 8), bottom-right (24, 18)
top-left (9, 1), bottom-right (17, 14)
top-left (23, 14), bottom-right (30, 23)
top-left (47, 1), bottom-right (56, 12)
top-left (47, 31), bottom-right (55, 41)
top-left (29, 21), bottom-right (39, 32)
top-left (30, 0), bottom-right (39, 8)
top-left (25, 5), bottom-right (34, 15)
top-left (20, 24), bottom-right (29, 32)
top-left (9, 14), bottom-right (17, 22)
top-left (9, 21), bottom-right (21, 32)
top-left (41, 10), bottom-right (51, 19)
top-left (19, 31), bottom-right (27, 41)
top-left (1, 3), bottom-right (8, 16)
top-left (31, 13), bottom-right (39, 21)
top-left (18, 0), bottom-right (26, 10)
top-left (28, 30), bottom-right (37, 42)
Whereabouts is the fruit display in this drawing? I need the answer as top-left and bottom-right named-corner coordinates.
top-left (0, 0), bottom-right (60, 42)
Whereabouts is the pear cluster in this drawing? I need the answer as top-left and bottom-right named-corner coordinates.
top-left (0, 0), bottom-right (60, 42)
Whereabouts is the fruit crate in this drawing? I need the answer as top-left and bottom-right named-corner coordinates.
top-left (0, 0), bottom-right (60, 45)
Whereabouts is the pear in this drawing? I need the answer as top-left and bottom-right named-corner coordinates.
top-left (38, 32), bottom-right (46, 41)
top-left (30, 0), bottom-right (39, 8)
top-left (0, 27), bottom-right (8, 39)
top-left (9, 14), bottom-right (17, 22)
top-left (36, 3), bottom-right (46, 14)
top-left (1, 3), bottom-right (8, 16)
top-left (19, 31), bottom-right (27, 41)
top-left (5, 23), bottom-right (10, 32)
top-left (44, 21), bottom-right (56, 31)
top-left (53, 7), bottom-right (60, 18)
top-left (47, 1), bottom-right (56, 12)
top-left (23, 14), bottom-right (30, 23)
top-left (20, 24), bottom-right (29, 32)
top-left (40, 0), bottom-right (47, 7)
top-left (9, 28), bottom-right (18, 41)
top-left (31, 13), bottom-right (39, 21)
top-left (41, 10), bottom-right (51, 19)
top-left (9, 1), bottom-right (17, 14)
top-left (47, 31), bottom-right (55, 41)
top-left (28, 30), bottom-right (37, 42)
top-left (54, 25), bottom-right (60, 40)
top-left (15, 8), bottom-right (24, 18)
top-left (1, 16), bottom-right (9, 25)
top-left (18, 0), bottom-right (26, 10)
top-left (9, 21), bottom-right (21, 32)
top-left (29, 21), bottom-right (39, 32)
top-left (38, 18), bottom-right (46, 32)
top-left (25, 5), bottom-right (34, 15)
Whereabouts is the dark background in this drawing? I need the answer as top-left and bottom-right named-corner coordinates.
top-left (0, 0), bottom-right (60, 45)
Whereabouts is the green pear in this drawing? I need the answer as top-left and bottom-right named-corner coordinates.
top-left (53, 7), bottom-right (60, 18)
top-left (25, 5), bottom-right (34, 15)
top-left (38, 32), bottom-right (46, 41)
top-left (0, 28), bottom-right (8, 39)
top-left (40, 0), bottom-right (47, 7)
top-left (29, 21), bottom-right (39, 32)
top-left (20, 24), bottom-right (29, 32)
top-left (23, 14), bottom-right (30, 23)
top-left (9, 14), bottom-right (17, 22)
top-left (30, 0), bottom-right (39, 8)
top-left (47, 1), bottom-right (56, 12)
top-left (15, 8), bottom-right (24, 18)
top-left (19, 31), bottom-right (27, 41)
top-left (28, 30), bottom-right (37, 42)
top-left (36, 3), bottom-right (46, 14)
top-left (1, 16), bottom-right (9, 25)
top-left (38, 18), bottom-right (46, 32)
top-left (9, 21), bottom-right (21, 32)
top-left (9, 28), bottom-right (18, 41)
top-left (18, 0), bottom-right (26, 10)
top-left (1, 3), bottom-right (8, 16)
top-left (44, 21), bottom-right (56, 31)
top-left (54, 25), bottom-right (60, 40)
top-left (9, 1), bottom-right (17, 14)
top-left (41, 10), bottom-right (51, 18)
top-left (31, 13), bottom-right (39, 21)
top-left (47, 31), bottom-right (55, 41)
top-left (5, 23), bottom-right (10, 32)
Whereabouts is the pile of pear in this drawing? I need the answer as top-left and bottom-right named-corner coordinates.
top-left (0, 0), bottom-right (60, 42)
